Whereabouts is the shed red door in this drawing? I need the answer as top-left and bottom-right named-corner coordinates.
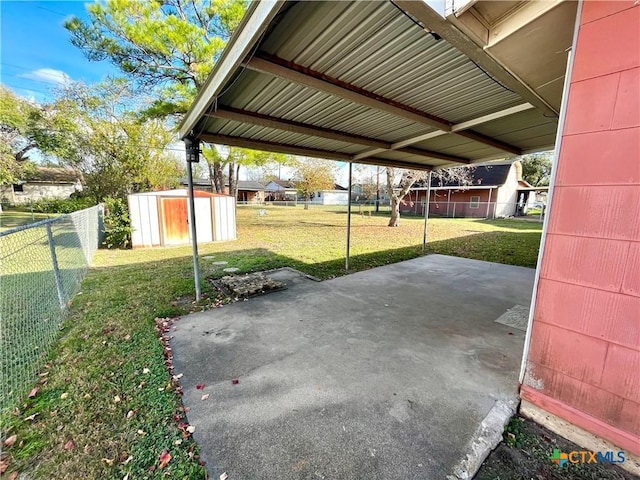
top-left (161, 198), bottom-right (189, 245)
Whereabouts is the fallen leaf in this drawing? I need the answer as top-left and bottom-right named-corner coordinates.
top-left (143, 368), bottom-right (150, 374)
top-left (0, 457), bottom-right (8, 474)
top-left (158, 450), bottom-right (172, 469)
top-left (102, 458), bottom-right (114, 466)
top-left (123, 455), bottom-right (133, 465)
top-left (173, 373), bottom-right (183, 379)
top-left (195, 384), bottom-right (205, 390)
top-left (24, 413), bottom-right (38, 421)
top-left (232, 379), bottom-right (239, 385)
top-left (186, 425), bottom-right (196, 434)
top-left (201, 394), bottom-right (210, 401)
top-left (124, 334), bottom-right (131, 341)
top-left (123, 474), bottom-right (129, 480)
top-left (64, 440), bottom-right (75, 451)
top-left (114, 395), bottom-right (121, 403)
top-left (28, 388), bottom-right (38, 398)
top-left (174, 439), bottom-right (182, 446)
top-left (126, 410), bottom-right (134, 419)
top-left (60, 392), bottom-right (68, 400)
top-left (137, 430), bottom-right (145, 435)
top-left (4, 435), bottom-right (17, 447)
top-left (220, 473), bottom-right (228, 480)
top-left (8, 471), bottom-right (18, 480)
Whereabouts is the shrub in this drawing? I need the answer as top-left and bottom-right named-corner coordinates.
top-left (30, 197), bottom-right (96, 214)
top-left (102, 197), bottom-right (132, 249)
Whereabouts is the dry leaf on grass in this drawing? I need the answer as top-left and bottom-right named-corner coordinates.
top-left (3, 435), bottom-right (17, 447)
top-left (64, 440), bottom-right (75, 451)
top-left (8, 471), bottom-right (18, 480)
top-left (186, 425), bottom-right (196, 434)
top-left (126, 410), bottom-right (134, 419)
top-left (0, 457), bottom-right (9, 474)
top-left (114, 395), bottom-right (121, 403)
top-left (158, 450), bottom-right (172, 469)
top-left (28, 388), bottom-right (38, 398)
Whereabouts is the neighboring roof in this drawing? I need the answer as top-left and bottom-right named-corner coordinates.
top-left (179, 1), bottom-right (575, 171)
top-left (180, 177), bottom-right (211, 187)
top-left (232, 180), bottom-right (266, 191)
top-left (26, 167), bottom-right (83, 184)
top-left (410, 162), bottom-right (513, 189)
top-left (265, 179), bottom-right (297, 189)
top-left (332, 184), bottom-right (347, 191)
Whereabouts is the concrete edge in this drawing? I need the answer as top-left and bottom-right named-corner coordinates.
top-left (264, 266), bottom-right (322, 282)
top-left (520, 400), bottom-right (640, 476)
top-left (447, 400), bottom-right (518, 480)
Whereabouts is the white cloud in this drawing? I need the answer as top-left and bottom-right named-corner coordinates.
top-left (20, 68), bottom-right (71, 85)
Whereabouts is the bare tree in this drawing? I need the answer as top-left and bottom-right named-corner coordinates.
top-left (385, 166), bottom-right (476, 227)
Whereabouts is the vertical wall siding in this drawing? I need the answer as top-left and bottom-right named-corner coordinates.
top-left (522, 1), bottom-right (640, 454)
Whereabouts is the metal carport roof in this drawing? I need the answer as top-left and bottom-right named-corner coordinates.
top-left (179, 0), bottom-right (577, 170)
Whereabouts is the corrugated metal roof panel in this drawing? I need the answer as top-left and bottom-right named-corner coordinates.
top-left (186, 0), bottom-right (563, 169)
top-left (262, 1), bottom-right (522, 123)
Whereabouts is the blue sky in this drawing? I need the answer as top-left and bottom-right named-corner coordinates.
top-left (1, 1), bottom-right (117, 102)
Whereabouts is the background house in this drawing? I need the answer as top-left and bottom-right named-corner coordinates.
top-left (401, 160), bottom-right (537, 218)
top-left (0, 167), bottom-right (84, 205)
top-left (225, 181), bottom-right (265, 203)
top-left (264, 179), bottom-right (297, 201)
top-left (180, 178), bottom-right (266, 203)
top-left (309, 184), bottom-right (348, 205)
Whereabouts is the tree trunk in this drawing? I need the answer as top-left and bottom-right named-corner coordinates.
top-left (228, 162), bottom-right (236, 198)
top-left (235, 164), bottom-right (241, 197)
top-left (304, 193), bottom-right (310, 210)
top-left (212, 162), bottom-right (224, 193)
top-left (388, 195), bottom-right (400, 227)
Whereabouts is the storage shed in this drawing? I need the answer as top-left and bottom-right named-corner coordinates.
top-left (127, 189), bottom-right (236, 248)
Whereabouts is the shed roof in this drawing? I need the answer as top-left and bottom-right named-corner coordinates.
top-left (179, 1), bottom-right (576, 171)
top-left (131, 189), bottom-right (230, 198)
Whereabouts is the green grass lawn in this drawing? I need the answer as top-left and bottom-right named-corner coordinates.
top-left (1, 206), bottom-right (542, 479)
top-left (0, 208), bottom-right (55, 232)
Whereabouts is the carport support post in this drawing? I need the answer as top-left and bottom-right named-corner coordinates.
top-left (345, 162), bottom-right (353, 270)
top-left (184, 136), bottom-right (201, 301)
top-left (422, 171), bottom-right (432, 252)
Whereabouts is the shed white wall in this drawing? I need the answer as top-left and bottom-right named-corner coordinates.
top-left (128, 194), bottom-right (161, 247)
top-left (213, 196), bottom-right (237, 241)
top-left (189, 197), bottom-right (214, 243)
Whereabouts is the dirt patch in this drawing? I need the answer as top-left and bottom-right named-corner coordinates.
top-left (474, 416), bottom-right (637, 480)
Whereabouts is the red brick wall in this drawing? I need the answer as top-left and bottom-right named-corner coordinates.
top-left (400, 189), bottom-right (495, 217)
top-left (522, 1), bottom-right (640, 454)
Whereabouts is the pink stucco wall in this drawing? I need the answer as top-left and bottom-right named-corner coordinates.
top-left (521, 1), bottom-right (640, 455)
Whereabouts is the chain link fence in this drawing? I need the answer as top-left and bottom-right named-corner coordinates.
top-left (0, 205), bottom-right (103, 412)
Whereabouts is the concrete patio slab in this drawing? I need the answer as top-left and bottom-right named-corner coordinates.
top-left (170, 255), bottom-right (535, 479)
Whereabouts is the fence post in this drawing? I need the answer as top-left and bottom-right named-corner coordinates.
top-left (46, 223), bottom-right (65, 309)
